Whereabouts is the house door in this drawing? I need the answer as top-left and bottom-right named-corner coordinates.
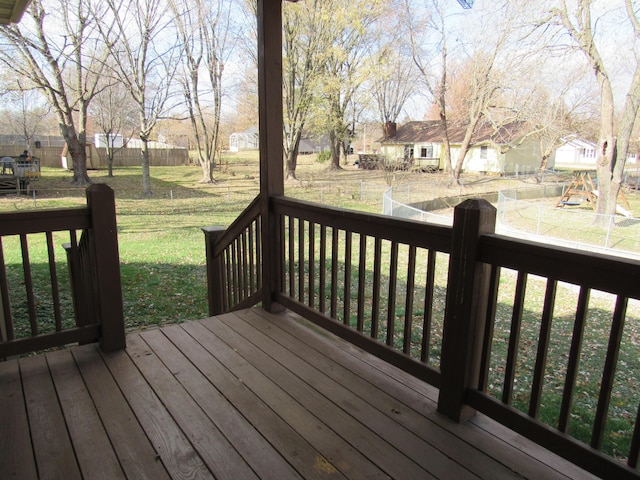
top-left (403, 145), bottom-right (414, 165)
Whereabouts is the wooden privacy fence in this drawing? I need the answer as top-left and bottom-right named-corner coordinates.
top-left (100, 147), bottom-right (189, 167)
top-left (0, 145), bottom-right (189, 168)
top-left (0, 184), bottom-right (125, 357)
top-left (205, 194), bottom-right (640, 479)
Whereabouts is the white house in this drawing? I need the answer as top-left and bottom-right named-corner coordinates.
top-left (379, 121), bottom-right (547, 174)
top-left (94, 133), bottom-right (124, 149)
top-left (553, 138), bottom-right (598, 170)
top-left (229, 127), bottom-right (259, 152)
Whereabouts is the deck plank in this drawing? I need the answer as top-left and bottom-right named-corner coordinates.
top-left (217, 310), bottom-right (484, 480)
top-left (181, 319), bottom-right (393, 480)
top-left (0, 359), bottom-right (38, 479)
top-left (127, 333), bottom-right (260, 480)
top-left (139, 327), bottom-right (301, 479)
top-left (98, 345), bottom-right (213, 480)
top-left (257, 309), bottom-right (595, 480)
top-left (20, 354), bottom-right (82, 480)
top-left (161, 323), bottom-right (346, 480)
top-left (0, 307), bottom-right (600, 479)
top-left (71, 344), bottom-right (172, 480)
top-left (199, 314), bottom-right (439, 480)
top-left (46, 349), bottom-right (125, 480)
top-left (234, 308), bottom-right (523, 479)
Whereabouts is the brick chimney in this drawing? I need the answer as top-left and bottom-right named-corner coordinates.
top-left (384, 122), bottom-right (397, 139)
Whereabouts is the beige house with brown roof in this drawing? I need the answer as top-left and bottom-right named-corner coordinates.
top-left (379, 121), bottom-right (548, 174)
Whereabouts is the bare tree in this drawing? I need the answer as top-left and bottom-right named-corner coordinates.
top-left (0, 0), bottom-right (109, 184)
top-left (171, 0), bottom-right (234, 184)
top-left (406, 0), bottom-right (519, 184)
top-left (281, 0), bottom-right (326, 180)
top-left (317, 0), bottom-right (388, 170)
top-left (90, 81), bottom-right (138, 177)
top-left (3, 87), bottom-right (51, 149)
top-left (98, 0), bottom-right (180, 196)
top-left (371, 46), bottom-right (416, 133)
top-left (404, 0), bottom-right (455, 173)
top-left (543, 0), bottom-right (640, 221)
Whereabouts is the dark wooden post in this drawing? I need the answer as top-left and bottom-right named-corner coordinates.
top-left (202, 226), bottom-right (226, 316)
top-left (438, 199), bottom-right (496, 421)
top-left (86, 184), bottom-right (125, 352)
top-left (257, 0), bottom-right (285, 311)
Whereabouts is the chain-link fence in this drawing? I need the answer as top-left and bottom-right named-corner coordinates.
top-left (384, 181), bottom-right (640, 258)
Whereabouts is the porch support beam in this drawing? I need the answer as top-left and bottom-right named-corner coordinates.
top-left (258, 0), bottom-right (284, 311)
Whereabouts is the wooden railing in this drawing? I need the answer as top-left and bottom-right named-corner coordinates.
top-left (0, 184), bottom-right (125, 358)
top-left (206, 195), bottom-right (640, 478)
top-left (203, 195), bottom-right (262, 315)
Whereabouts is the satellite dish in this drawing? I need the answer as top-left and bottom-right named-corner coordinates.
top-left (457, 0), bottom-right (474, 8)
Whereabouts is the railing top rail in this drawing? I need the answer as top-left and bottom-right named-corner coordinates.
top-left (0, 207), bottom-right (91, 236)
top-left (480, 233), bottom-right (640, 298)
top-left (208, 195), bottom-right (261, 256)
top-left (274, 196), bottom-right (452, 252)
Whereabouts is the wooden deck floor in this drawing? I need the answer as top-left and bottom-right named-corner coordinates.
top-left (1, 307), bottom-right (596, 479)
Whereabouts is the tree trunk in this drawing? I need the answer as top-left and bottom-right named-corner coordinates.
top-left (536, 151), bottom-right (553, 183)
top-left (453, 134), bottom-right (473, 184)
top-left (285, 142), bottom-right (300, 181)
top-left (594, 71), bottom-right (617, 225)
top-left (141, 138), bottom-right (152, 196)
top-left (329, 130), bottom-right (343, 170)
top-left (60, 126), bottom-right (91, 185)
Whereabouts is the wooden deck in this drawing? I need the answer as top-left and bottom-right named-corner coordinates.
top-left (1, 308), bottom-right (597, 479)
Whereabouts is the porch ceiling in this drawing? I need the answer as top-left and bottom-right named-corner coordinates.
top-left (0, 0), bottom-right (29, 24)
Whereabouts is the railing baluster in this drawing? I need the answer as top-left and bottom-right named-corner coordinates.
top-left (319, 224), bottom-right (326, 314)
top-left (627, 402), bottom-right (640, 468)
top-left (46, 232), bottom-right (62, 332)
top-left (503, 271), bottom-right (528, 405)
top-left (403, 245), bottom-right (416, 355)
top-left (241, 229), bottom-right (249, 300)
top-left (421, 249), bottom-right (436, 363)
top-left (343, 231), bottom-right (352, 326)
top-left (558, 286), bottom-right (590, 433)
top-left (330, 228), bottom-right (339, 319)
top-left (308, 222), bottom-right (315, 309)
top-left (357, 234), bottom-right (366, 332)
top-left (288, 216), bottom-right (295, 298)
top-left (0, 237), bottom-right (14, 341)
top-left (529, 278), bottom-right (557, 418)
top-left (221, 245), bottom-right (233, 310)
top-left (478, 264), bottom-right (501, 390)
top-left (298, 218), bottom-right (304, 303)
top-left (279, 217), bottom-right (286, 295)
top-left (20, 234), bottom-right (38, 336)
top-left (387, 241), bottom-right (398, 347)
top-left (256, 218), bottom-right (262, 291)
top-left (231, 240), bottom-right (238, 306)
top-left (248, 223), bottom-right (255, 292)
top-left (371, 237), bottom-right (382, 340)
top-left (591, 295), bottom-right (628, 450)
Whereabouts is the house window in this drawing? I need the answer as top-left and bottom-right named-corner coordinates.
top-left (480, 145), bottom-right (488, 159)
top-left (420, 146), bottom-right (433, 158)
top-left (581, 148), bottom-right (596, 159)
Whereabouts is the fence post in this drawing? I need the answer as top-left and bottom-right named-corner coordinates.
top-left (202, 226), bottom-right (226, 316)
top-left (86, 184), bottom-right (126, 352)
top-left (438, 198), bottom-right (496, 422)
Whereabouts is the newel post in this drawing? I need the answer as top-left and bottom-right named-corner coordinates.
top-left (438, 198), bottom-right (496, 421)
top-left (86, 184), bottom-right (125, 352)
top-left (202, 226), bottom-right (226, 316)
